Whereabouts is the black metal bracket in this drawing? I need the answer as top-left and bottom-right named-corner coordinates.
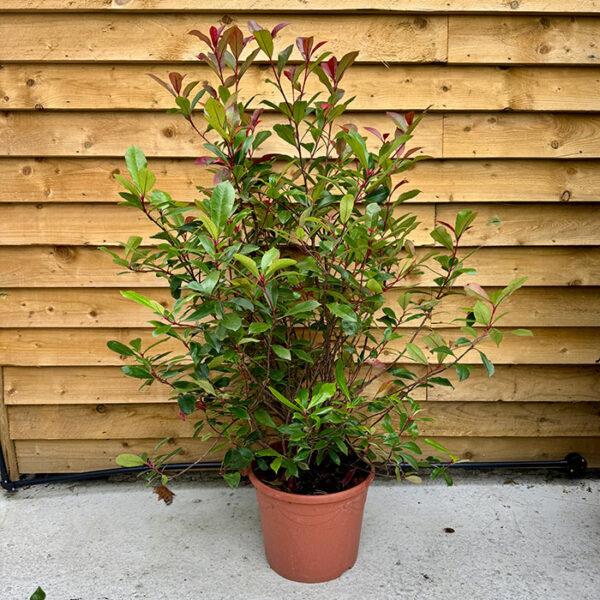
top-left (1, 436), bottom-right (589, 492)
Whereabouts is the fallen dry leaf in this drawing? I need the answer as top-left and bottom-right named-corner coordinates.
top-left (153, 485), bottom-right (175, 505)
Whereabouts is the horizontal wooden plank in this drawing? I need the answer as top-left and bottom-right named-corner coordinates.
top-left (14, 435), bottom-right (600, 474)
top-left (437, 203), bottom-right (600, 246)
top-left (0, 14), bottom-right (447, 63)
top-left (3, 287), bottom-right (599, 328)
top-left (4, 1), bottom-right (600, 14)
top-left (4, 112), bottom-right (600, 159)
top-left (0, 111), bottom-right (442, 158)
top-left (14, 437), bottom-right (226, 474)
top-left (6, 365), bottom-right (599, 405)
top-left (0, 203), bottom-right (423, 247)
top-left (8, 401), bottom-right (600, 439)
top-left (2, 246), bottom-right (598, 288)
top-left (429, 365), bottom-right (600, 403)
top-left (0, 327), bottom-right (597, 366)
top-left (2, 158), bottom-right (598, 204)
top-left (4, 64), bottom-right (600, 112)
top-left (444, 114), bottom-right (600, 158)
top-left (1, 202), bottom-right (595, 247)
top-left (449, 16), bottom-right (600, 64)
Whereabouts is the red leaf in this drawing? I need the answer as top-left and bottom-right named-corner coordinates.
top-left (270, 22), bottom-right (289, 38)
top-left (147, 73), bottom-right (176, 97)
top-left (247, 20), bottom-right (263, 33)
top-left (209, 26), bottom-right (220, 46)
top-left (227, 25), bottom-right (245, 58)
top-left (168, 72), bottom-right (185, 95)
top-left (189, 29), bottom-right (211, 46)
top-left (364, 126), bottom-right (384, 142)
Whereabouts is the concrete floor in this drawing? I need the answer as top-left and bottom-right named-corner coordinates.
top-left (1, 470), bottom-right (599, 600)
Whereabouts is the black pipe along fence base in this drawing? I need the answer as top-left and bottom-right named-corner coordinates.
top-left (0, 438), bottom-right (589, 492)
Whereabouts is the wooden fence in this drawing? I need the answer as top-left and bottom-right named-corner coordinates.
top-left (0, 1), bottom-right (599, 477)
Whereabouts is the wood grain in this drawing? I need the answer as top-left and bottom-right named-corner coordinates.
top-left (2, 246), bottom-right (598, 288)
top-left (449, 16), bottom-right (600, 64)
top-left (3, 202), bottom-right (596, 247)
top-left (4, 112), bottom-right (600, 159)
top-left (5, 365), bottom-right (598, 405)
top-left (14, 435), bottom-right (600, 473)
top-left (0, 13), bottom-right (447, 63)
top-left (3, 287), bottom-right (599, 328)
top-left (3, 64), bottom-right (600, 112)
top-left (0, 368), bottom-right (19, 479)
top-left (3, 1), bottom-right (600, 13)
top-left (0, 112), bottom-right (442, 158)
top-left (14, 437), bottom-right (226, 474)
top-left (8, 401), bottom-right (600, 439)
top-left (428, 365), bottom-right (600, 403)
top-left (0, 327), bottom-right (598, 366)
top-left (443, 113), bottom-right (600, 158)
top-left (437, 203), bottom-right (600, 246)
top-left (1, 158), bottom-right (597, 204)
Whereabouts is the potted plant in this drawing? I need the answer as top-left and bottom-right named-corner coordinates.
top-left (102, 22), bottom-right (531, 583)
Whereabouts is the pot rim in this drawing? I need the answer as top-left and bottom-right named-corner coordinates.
top-left (248, 464), bottom-right (375, 505)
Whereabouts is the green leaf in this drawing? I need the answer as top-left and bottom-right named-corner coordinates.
top-left (473, 300), bottom-right (491, 326)
top-left (223, 472), bottom-right (241, 488)
top-left (265, 258), bottom-right (296, 277)
top-left (455, 209), bottom-right (477, 237)
top-left (137, 167), bottom-right (156, 195)
top-left (269, 386), bottom-right (298, 410)
top-left (197, 212), bottom-right (220, 239)
top-left (455, 364), bottom-right (471, 382)
top-left (260, 248), bottom-right (280, 272)
top-left (114, 173), bottom-right (140, 197)
top-left (430, 226), bottom-right (454, 250)
top-left (188, 270), bottom-right (220, 296)
top-left (204, 97), bottom-right (227, 137)
top-left (178, 393), bottom-right (197, 415)
top-left (344, 129), bottom-right (369, 169)
top-left (478, 351), bottom-right (495, 377)
top-left (209, 181), bottom-right (236, 232)
top-left (273, 123), bottom-right (296, 146)
top-left (107, 340), bottom-right (134, 356)
top-left (428, 377), bottom-right (453, 387)
top-left (121, 290), bottom-right (165, 314)
top-left (423, 438), bottom-right (451, 455)
top-left (248, 322), bottom-right (271, 334)
top-left (327, 302), bottom-right (358, 322)
top-left (406, 342), bottom-right (428, 365)
top-left (116, 453), bottom-right (146, 467)
top-left (121, 365), bottom-right (152, 379)
top-left (340, 194), bottom-right (354, 223)
top-left (277, 44), bottom-right (294, 74)
top-left (233, 253), bottom-right (260, 278)
top-left (366, 278), bottom-right (383, 293)
top-left (335, 359), bottom-right (351, 400)
top-left (222, 312), bottom-right (242, 331)
top-left (254, 409), bottom-right (277, 428)
top-left (285, 300), bottom-right (320, 316)
top-left (272, 345), bottom-right (291, 361)
top-left (489, 327), bottom-right (503, 347)
top-left (494, 276), bottom-right (528, 305)
top-left (125, 145), bottom-right (147, 187)
top-left (254, 29), bottom-right (274, 57)
top-left (30, 588), bottom-right (46, 600)
top-left (509, 329), bottom-right (533, 336)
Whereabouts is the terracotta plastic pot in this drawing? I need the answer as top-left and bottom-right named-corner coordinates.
top-left (249, 466), bottom-right (375, 583)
